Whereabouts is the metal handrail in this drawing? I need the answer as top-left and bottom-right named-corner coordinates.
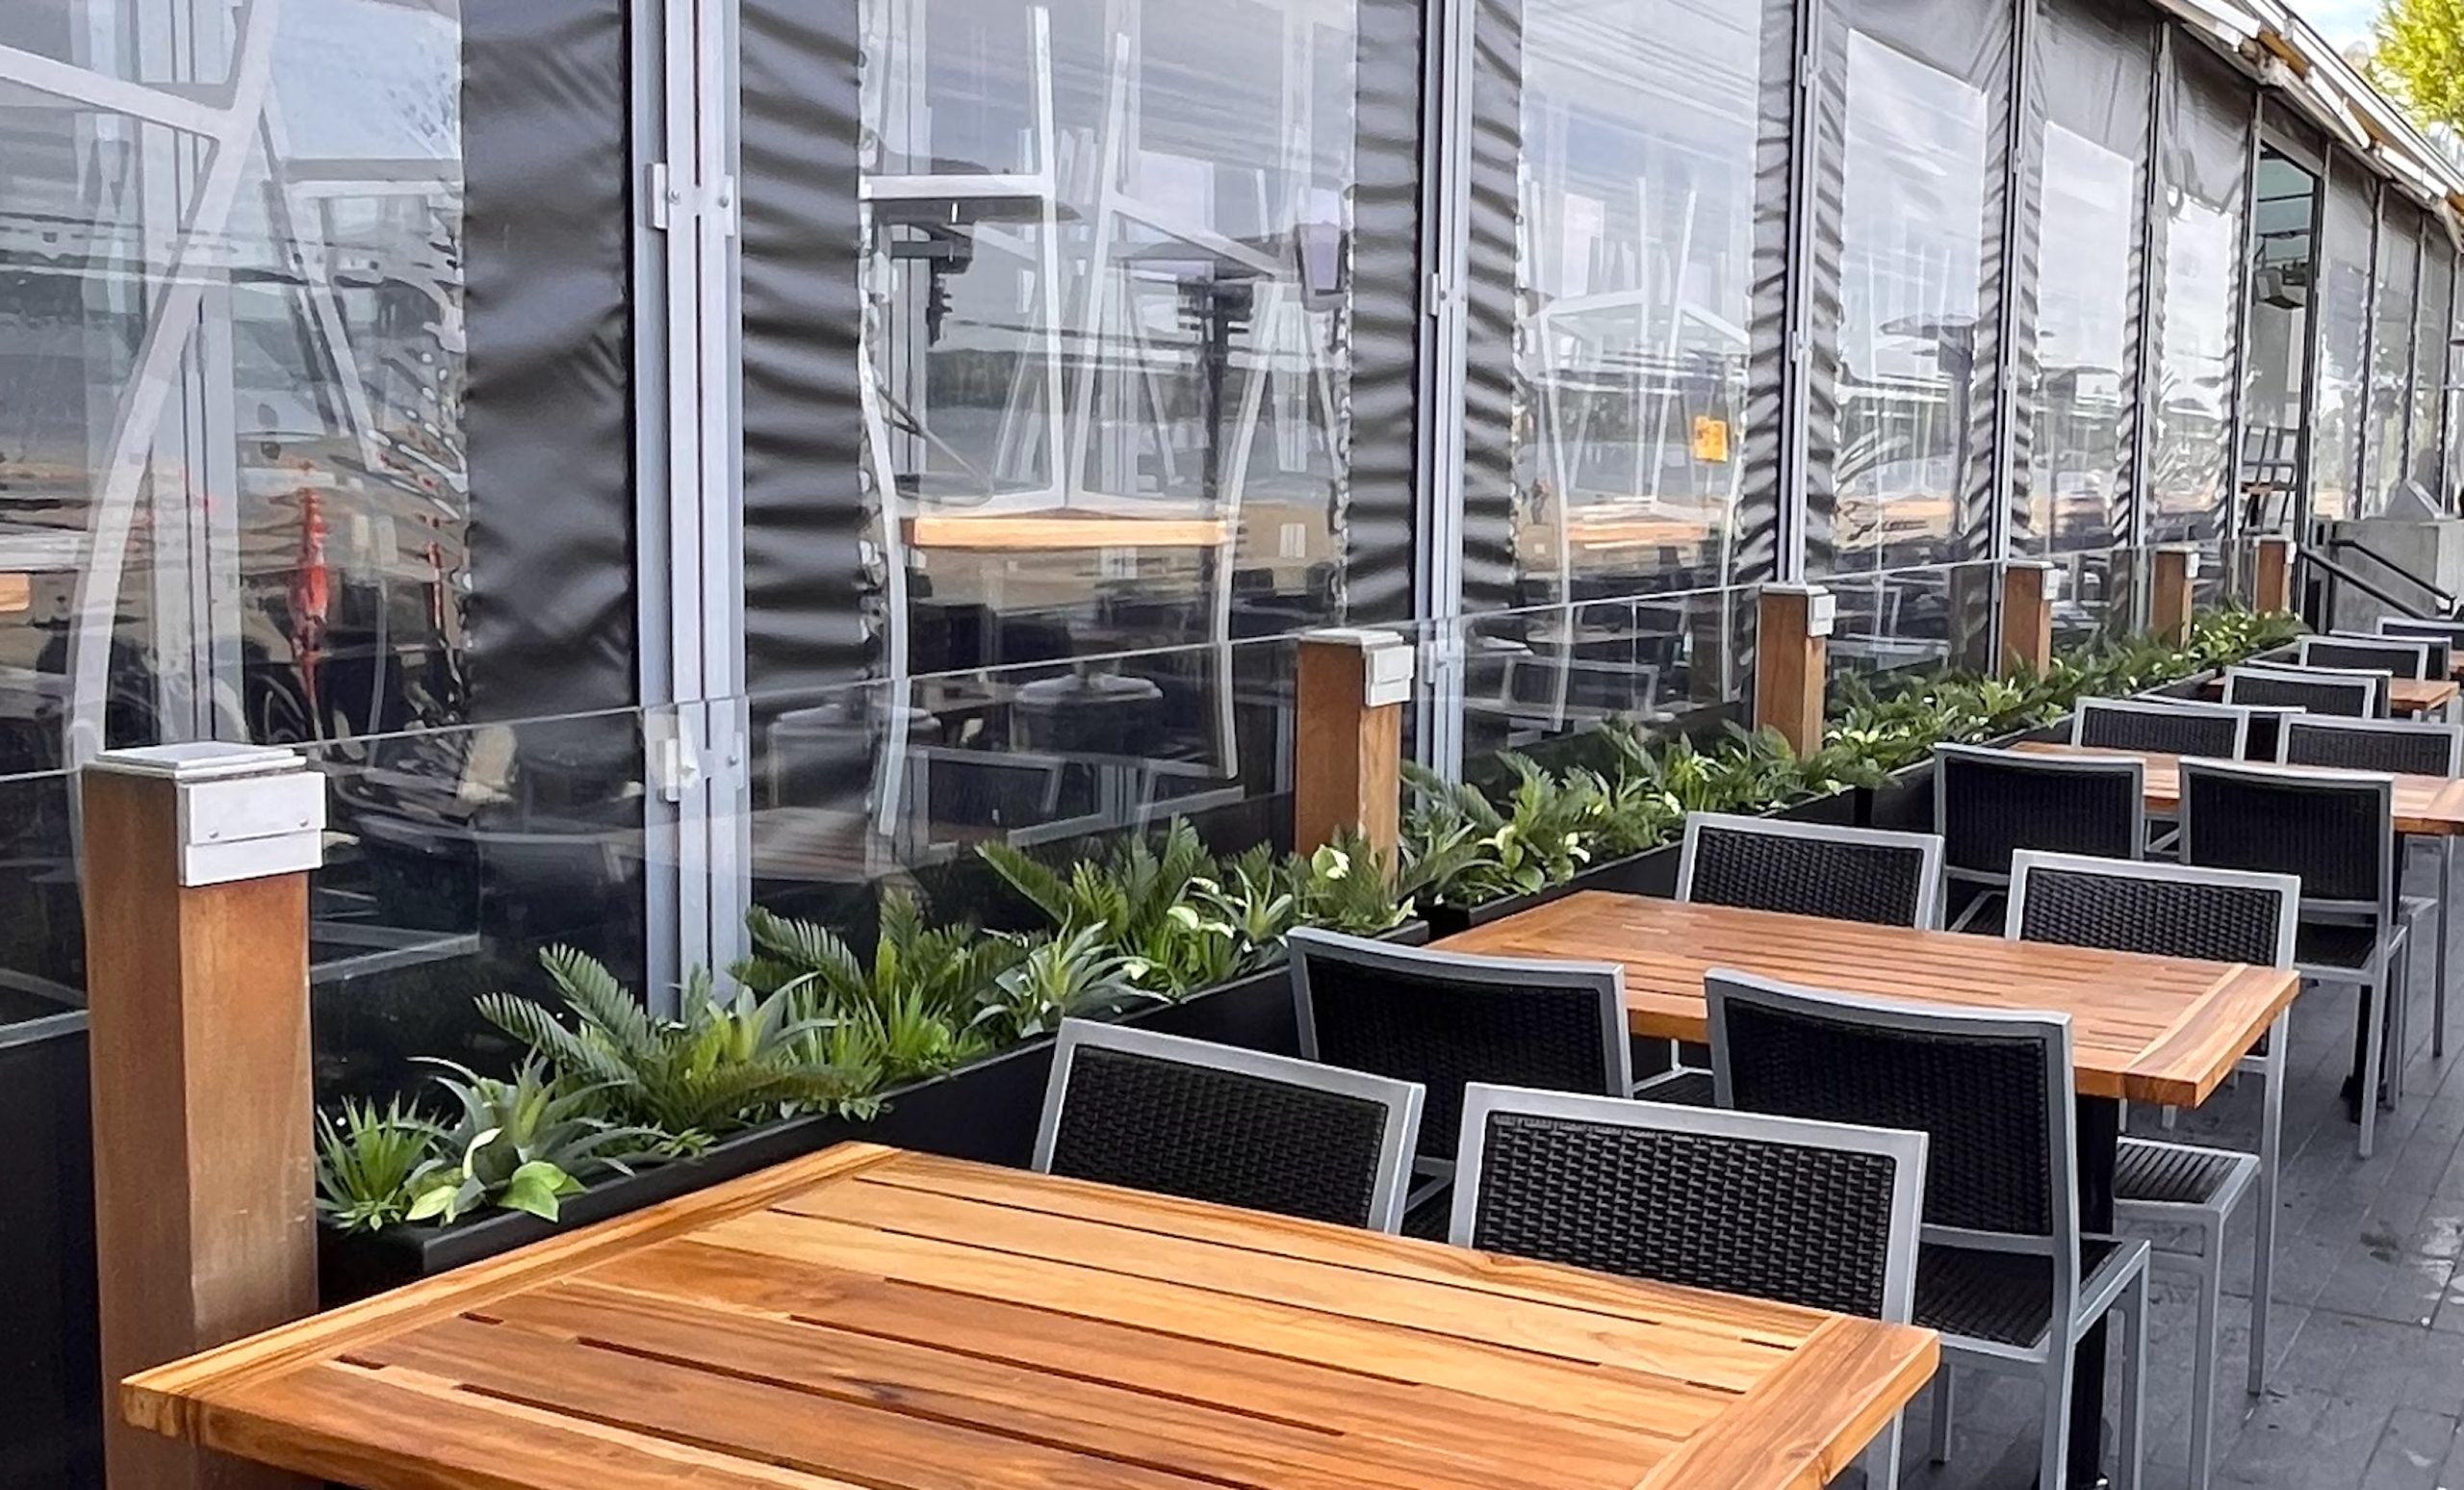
top-left (2297, 544), bottom-right (2435, 622)
top-left (2323, 532), bottom-right (2458, 612)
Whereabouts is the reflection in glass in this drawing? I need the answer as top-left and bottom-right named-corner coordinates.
top-left (2028, 126), bottom-right (2138, 552)
top-left (2364, 203), bottom-right (2420, 515)
top-left (2240, 147), bottom-right (2317, 532)
top-left (1829, 30), bottom-right (2000, 574)
top-left (2411, 231), bottom-right (2452, 509)
top-left (2311, 167), bottom-right (2374, 521)
top-left (2145, 48), bottom-right (2248, 547)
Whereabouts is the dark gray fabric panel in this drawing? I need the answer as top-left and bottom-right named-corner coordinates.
top-left (1460, 0), bottom-right (1524, 615)
top-left (1342, 0), bottom-right (1428, 625)
top-left (738, 0), bottom-right (867, 701)
top-left (1736, 0), bottom-right (1800, 589)
top-left (462, 0), bottom-right (638, 719)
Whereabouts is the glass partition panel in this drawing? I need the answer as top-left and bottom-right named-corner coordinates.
top-left (2145, 44), bottom-right (2250, 548)
top-left (2364, 201), bottom-right (2422, 515)
top-left (1454, 587), bottom-right (1755, 761)
top-left (1822, 562), bottom-right (1997, 686)
top-left (2311, 163), bottom-right (2375, 522)
top-left (2413, 229), bottom-right (2454, 509)
top-left (2015, 0), bottom-right (2151, 556)
top-left (1807, 0), bottom-right (2013, 580)
top-left (2240, 145), bottom-right (2317, 533)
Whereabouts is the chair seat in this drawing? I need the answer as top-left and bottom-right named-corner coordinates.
top-left (1632, 1066), bottom-right (1717, 1106)
top-left (2113, 1137), bottom-right (2258, 1211)
top-left (2296, 920), bottom-right (2397, 973)
top-left (1916, 1237), bottom-right (2135, 1349)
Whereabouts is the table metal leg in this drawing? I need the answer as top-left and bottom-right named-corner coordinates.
top-left (2441, 837), bottom-right (2453, 1061)
top-left (2066, 1095), bottom-right (2119, 1488)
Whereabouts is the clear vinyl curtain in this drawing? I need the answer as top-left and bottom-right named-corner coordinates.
top-left (2363, 199), bottom-right (2424, 516)
top-left (2143, 41), bottom-right (2252, 549)
top-left (2312, 161), bottom-right (2376, 524)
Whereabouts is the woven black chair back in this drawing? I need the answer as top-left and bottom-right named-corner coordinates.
top-left (2223, 669), bottom-right (2379, 718)
top-left (1937, 749), bottom-right (2140, 880)
top-left (2279, 719), bottom-right (2460, 778)
top-left (1461, 1106), bottom-right (1909, 1317)
top-left (1711, 983), bottom-right (2062, 1238)
top-left (1685, 822), bottom-right (1933, 927)
top-left (2013, 861), bottom-right (2285, 965)
top-left (1292, 938), bottom-right (1621, 1166)
top-left (1044, 1042), bottom-right (1400, 1227)
top-left (2180, 764), bottom-right (2389, 909)
top-left (2073, 700), bottom-right (2241, 758)
top-left (2303, 638), bottom-right (2431, 680)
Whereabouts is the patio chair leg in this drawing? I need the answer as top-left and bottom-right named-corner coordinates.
top-left (1928, 1371), bottom-right (1953, 1464)
top-left (2191, 1224), bottom-right (2222, 1490)
top-left (2039, 1352), bottom-right (2075, 1490)
top-left (1862, 1410), bottom-right (1903, 1490)
top-left (2117, 1268), bottom-right (2148, 1490)
top-left (2250, 1013), bottom-right (2285, 1397)
top-left (2361, 975), bottom-right (2387, 1160)
top-left (2161, 1105), bottom-right (2178, 1131)
top-left (2441, 838), bottom-right (2453, 1060)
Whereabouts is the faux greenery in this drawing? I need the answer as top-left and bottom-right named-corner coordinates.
top-left (404, 1059), bottom-right (662, 1225)
top-left (313, 1097), bottom-right (441, 1234)
top-left (738, 893), bottom-right (1014, 1083)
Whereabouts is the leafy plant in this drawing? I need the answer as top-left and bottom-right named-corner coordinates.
top-left (406, 1059), bottom-right (661, 1226)
top-left (1400, 754), bottom-right (1597, 907)
top-left (738, 893), bottom-right (1013, 1082)
top-left (313, 1097), bottom-right (441, 1234)
top-left (971, 924), bottom-right (1159, 1042)
top-left (979, 820), bottom-right (1240, 995)
top-left (478, 948), bottom-right (871, 1151)
top-left (1289, 834), bottom-right (1412, 937)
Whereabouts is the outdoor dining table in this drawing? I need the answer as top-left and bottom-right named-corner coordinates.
top-left (2015, 737), bottom-right (2464, 1049)
top-left (1439, 890), bottom-right (2301, 1490)
top-left (124, 1143), bottom-right (1940, 1490)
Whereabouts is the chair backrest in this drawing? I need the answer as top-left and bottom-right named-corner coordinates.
top-left (2070, 696), bottom-right (2249, 758)
top-left (1677, 812), bottom-right (1944, 928)
top-left (1287, 928), bottom-right (1629, 1168)
top-left (1035, 1019), bottom-right (1425, 1231)
top-left (2276, 715), bottom-right (2464, 777)
top-left (1932, 743), bottom-right (2143, 885)
top-left (2177, 758), bottom-right (2396, 919)
top-left (2006, 850), bottom-right (2298, 969)
top-left (2221, 663), bottom-right (2384, 718)
top-left (2236, 704), bottom-right (2304, 763)
top-left (1706, 971), bottom-right (2078, 1278)
top-left (1450, 1084), bottom-right (1928, 1323)
top-left (2378, 616), bottom-right (2464, 654)
top-left (2339, 629), bottom-right (2451, 678)
top-left (2300, 634), bottom-right (2434, 681)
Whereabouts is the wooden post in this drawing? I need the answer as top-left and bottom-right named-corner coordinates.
top-left (2152, 545), bottom-right (2198, 644)
top-left (1294, 629), bottom-right (1411, 861)
top-left (1755, 584), bottom-right (1830, 757)
top-left (83, 744), bottom-right (324, 1490)
top-left (2253, 534), bottom-right (2295, 615)
top-left (1999, 561), bottom-right (2056, 678)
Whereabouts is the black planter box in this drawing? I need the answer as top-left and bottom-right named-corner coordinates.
top-left (320, 920), bottom-right (1428, 1297)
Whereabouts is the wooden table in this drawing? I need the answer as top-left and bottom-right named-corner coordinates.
top-left (2198, 672), bottom-right (2460, 716)
top-left (1441, 891), bottom-right (2296, 1488)
top-left (1441, 891), bottom-right (2299, 1109)
top-left (2010, 740), bottom-right (2464, 835)
top-left (125, 1144), bottom-right (1939, 1490)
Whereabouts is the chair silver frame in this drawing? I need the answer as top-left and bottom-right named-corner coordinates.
top-left (1449, 1083), bottom-right (1933, 1490)
top-left (1931, 743), bottom-right (2145, 930)
top-left (2377, 616), bottom-right (2464, 660)
top-left (2007, 851), bottom-right (2297, 1490)
top-left (1704, 969), bottom-right (2150, 1490)
top-left (1034, 1017), bottom-right (1427, 1233)
top-left (1287, 927), bottom-right (1632, 1195)
top-left (2178, 758), bottom-right (2409, 1157)
top-left (2070, 696), bottom-right (2254, 759)
top-left (2300, 633), bottom-right (2435, 680)
top-left (2338, 628), bottom-right (2451, 678)
top-left (1676, 810), bottom-right (1948, 930)
top-left (2221, 662), bottom-right (2387, 718)
top-left (2273, 714), bottom-right (2463, 1061)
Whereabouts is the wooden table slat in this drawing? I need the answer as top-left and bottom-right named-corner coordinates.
top-left (1437, 893), bottom-right (2297, 1108)
top-left (127, 1146), bottom-right (1938, 1490)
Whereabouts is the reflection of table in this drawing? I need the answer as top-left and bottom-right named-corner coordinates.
top-left (2197, 673), bottom-right (2461, 717)
top-left (127, 1143), bottom-right (1938, 1490)
top-left (1444, 891), bottom-right (2297, 1490)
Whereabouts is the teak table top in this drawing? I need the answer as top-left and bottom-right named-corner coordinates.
top-left (1439, 893), bottom-right (2297, 1109)
top-left (125, 1144), bottom-right (1938, 1490)
top-left (2012, 739), bottom-right (2464, 835)
top-left (2197, 673), bottom-right (2460, 715)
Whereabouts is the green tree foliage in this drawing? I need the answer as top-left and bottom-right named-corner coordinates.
top-left (2366, 0), bottom-right (2464, 131)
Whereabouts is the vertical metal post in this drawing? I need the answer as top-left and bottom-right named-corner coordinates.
top-left (1414, 0), bottom-right (1474, 782)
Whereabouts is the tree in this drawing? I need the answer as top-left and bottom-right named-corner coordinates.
top-left (2366, 0), bottom-right (2464, 131)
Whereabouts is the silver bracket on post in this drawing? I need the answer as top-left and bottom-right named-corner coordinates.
top-left (90, 742), bottom-right (325, 887)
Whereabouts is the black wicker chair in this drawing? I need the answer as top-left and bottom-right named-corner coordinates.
top-left (1706, 971), bottom-right (2149, 1490)
top-left (2071, 697), bottom-right (2250, 759)
top-left (1286, 928), bottom-right (1628, 1234)
top-left (2179, 758), bottom-right (2415, 1157)
top-left (2277, 715), bottom-right (2464, 776)
top-left (1677, 812), bottom-right (1944, 928)
top-left (1035, 1019), bottom-right (1424, 1231)
top-left (2007, 851), bottom-right (2297, 1489)
top-left (1932, 744), bottom-right (2143, 932)
top-left (2378, 616), bottom-right (2464, 673)
top-left (2299, 634), bottom-right (2435, 680)
top-left (2220, 663), bottom-right (2385, 718)
top-left (1452, 1084), bottom-right (1929, 1488)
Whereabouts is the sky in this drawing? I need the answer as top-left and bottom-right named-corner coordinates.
top-left (2294, 0), bottom-right (2379, 52)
